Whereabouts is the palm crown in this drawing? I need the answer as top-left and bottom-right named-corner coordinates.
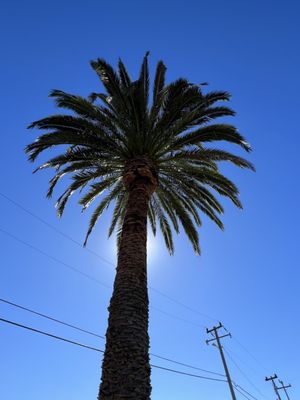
top-left (26, 53), bottom-right (254, 254)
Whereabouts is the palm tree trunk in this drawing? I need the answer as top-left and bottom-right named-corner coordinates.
top-left (98, 177), bottom-right (152, 400)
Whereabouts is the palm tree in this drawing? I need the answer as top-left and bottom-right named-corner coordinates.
top-left (25, 53), bottom-right (254, 400)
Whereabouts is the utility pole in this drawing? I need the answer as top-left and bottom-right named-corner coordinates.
top-left (278, 380), bottom-right (292, 400)
top-left (206, 322), bottom-right (236, 400)
top-left (265, 374), bottom-right (282, 400)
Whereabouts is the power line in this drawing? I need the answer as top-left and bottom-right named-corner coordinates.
top-left (0, 316), bottom-right (227, 383)
top-left (220, 323), bottom-right (270, 379)
top-left (0, 191), bottom-right (218, 324)
top-left (150, 364), bottom-right (226, 382)
top-left (150, 304), bottom-right (205, 328)
top-left (224, 343), bottom-right (264, 376)
top-left (149, 286), bottom-right (217, 322)
top-left (0, 227), bottom-right (111, 289)
top-left (223, 346), bottom-right (268, 400)
top-left (0, 298), bottom-right (105, 339)
top-left (0, 192), bottom-right (114, 267)
top-left (231, 335), bottom-right (269, 375)
top-left (233, 384), bottom-right (260, 400)
top-left (0, 316), bottom-right (104, 353)
top-left (223, 343), bottom-right (271, 400)
top-left (234, 385), bottom-right (256, 400)
top-left (0, 227), bottom-right (207, 330)
top-left (149, 353), bottom-right (225, 378)
top-left (0, 297), bottom-right (224, 378)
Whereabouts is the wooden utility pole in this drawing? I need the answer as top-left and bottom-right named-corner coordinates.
top-left (265, 374), bottom-right (282, 400)
top-left (206, 322), bottom-right (236, 400)
top-left (278, 380), bottom-right (292, 400)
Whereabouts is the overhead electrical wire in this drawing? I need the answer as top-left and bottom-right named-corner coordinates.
top-left (223, 346), bottom-right (270, 400)
top-left (0, 298), bottom-right (105, 339)
top-left (234, 385), bottom-right (257, 400)
top-left (149, 286), bottom-right (217, 322)
top-left (0, 316), bottom-right (104, 353)
top-left (0, 227), bottom-right (111, 289)
top-left (0, 226), bottom-right (206, 330)
top-left (0, 316), bottom-right (227, 383)
top-left (149, 352), bottom-right (224, 377)
top-left (150, 304), bottom-right (205, 328)
top-left (233, 383), bottom-right (260, 400)
top-left (220, 326), bottom-right (270, 378)
top-left (0, 192), bottom-right (113, 267)
top-left (149, 364), bottom-right (226, 382)
top-left (231, 336), bottom-right (270, 375)
top-left (0, 297), bottom-right (224, 378)
top-left (0, 191), bottom-right (217, 323)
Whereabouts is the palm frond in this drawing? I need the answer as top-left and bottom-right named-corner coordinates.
top-left (83, 182), bottom-right (123, 246)
top-left (152, 196), bottom-right (174, 254)
top-left (108, 191), bottom-right (128, 237)
top-left (118, 59), bottom-right (132, 88)
top-left (171, 124), bottom-right (251, 152)
top-left (163, 149), bottom-right (255, 170)
top-left (79, 177), bottom-right (120, 211)
top-left (157, 186), bottom-right (200, 254)
top-left (90, 58), bottom-right (129, 116)
top-left (149, 60), bottom-right (167, 125)
top-left (148, 200), bottom-right (157, 236)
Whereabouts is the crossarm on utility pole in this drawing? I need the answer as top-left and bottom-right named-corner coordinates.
top-left (266, 374), bottom-right (282, 400)
top-left (278, 380), bottom-right (292, 400)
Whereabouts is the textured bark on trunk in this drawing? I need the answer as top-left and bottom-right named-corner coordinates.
top-left (98, 158), bottom-right (157, 400)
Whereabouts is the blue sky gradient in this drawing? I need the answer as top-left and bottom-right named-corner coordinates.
top-left (0, 1), bottom-right (299, 399)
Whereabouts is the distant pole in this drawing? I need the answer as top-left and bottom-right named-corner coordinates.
top-left (265, 374), bottom-right (282, 400)
top-left (278, 380), bottom-right (292, 400)
top-left (206, 322), bottom-right (237, 400)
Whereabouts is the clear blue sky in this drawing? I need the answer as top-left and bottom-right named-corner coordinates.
top-left (0, 1), bottom-right (299, 399)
